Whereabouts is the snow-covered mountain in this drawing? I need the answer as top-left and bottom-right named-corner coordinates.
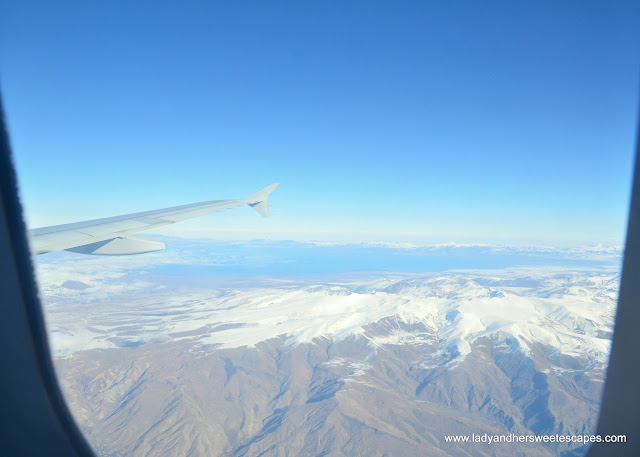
top-left (39, 259), bottom-right (618, 457)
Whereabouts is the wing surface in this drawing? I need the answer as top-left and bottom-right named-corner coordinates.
top-left (29, 183), bottom-right (279, 255)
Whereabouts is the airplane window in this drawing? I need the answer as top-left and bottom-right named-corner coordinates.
top-left (2, 2), bottom-right (639, 456)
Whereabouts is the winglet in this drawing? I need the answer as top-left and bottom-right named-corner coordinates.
top-left (246, 183), bottom-right (279, 217)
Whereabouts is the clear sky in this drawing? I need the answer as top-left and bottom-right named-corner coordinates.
top-left (1, 1), bottom-right (639, 246)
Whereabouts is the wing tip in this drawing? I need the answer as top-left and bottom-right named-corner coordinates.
top-left (247, 183), bottom-right (279, 217)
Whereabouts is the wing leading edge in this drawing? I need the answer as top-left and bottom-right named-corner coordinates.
top-left (29, 183), bottom-right (279, 255)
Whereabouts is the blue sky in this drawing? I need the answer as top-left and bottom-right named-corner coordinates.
top-left (1, 1), bottom-right (639, 246)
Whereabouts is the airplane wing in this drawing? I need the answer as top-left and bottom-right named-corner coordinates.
top-left (28, 183), bottom-right (279, 255)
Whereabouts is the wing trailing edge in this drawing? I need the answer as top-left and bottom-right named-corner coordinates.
top-left (66, 235), bottom-right (165, 255)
